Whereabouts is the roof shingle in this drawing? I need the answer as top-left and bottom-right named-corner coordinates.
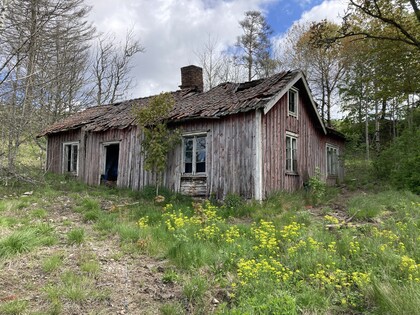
top-left (39, 70), bottom-right (300, 136)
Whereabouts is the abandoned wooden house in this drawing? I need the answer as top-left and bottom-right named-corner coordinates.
top-left (39, 65), bottom-right (345, 200)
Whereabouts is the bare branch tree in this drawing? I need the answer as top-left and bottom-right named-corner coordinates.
top-left (0, 0), bottom-right (94, 174)
top-left (90, 29), bottom-right (144, 105)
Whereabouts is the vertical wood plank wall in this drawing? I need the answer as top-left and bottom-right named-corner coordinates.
top-left (46, 129), bottom-right (81, 174)
top-left (45, 93), bottom-right (344, 199)
top-left (261, 84), bottom-right (343, 197)
top-left (167, 112), bottom-right (256, 199)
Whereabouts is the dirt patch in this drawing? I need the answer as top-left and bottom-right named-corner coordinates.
top-left (0, 195), bottom-right (183, 314)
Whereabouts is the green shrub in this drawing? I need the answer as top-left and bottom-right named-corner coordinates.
top-left (374, 128), bottom-right (420, 194)
top-left (308, 169), bottom-right (326, 206)
top-left (31, 208), bottom-right (48, 219)
top-left (162, 269), bottom-right (179, 284)
top-left (75, 198), bottom-right (100, 213)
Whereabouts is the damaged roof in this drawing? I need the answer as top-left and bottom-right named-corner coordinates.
top-left (39, 70), bottom-right (310, 136)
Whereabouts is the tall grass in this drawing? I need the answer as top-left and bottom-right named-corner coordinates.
top-left (0, 230), bottom-right (39, 258)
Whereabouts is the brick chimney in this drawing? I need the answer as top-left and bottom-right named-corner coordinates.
top-left (179, 65), bottom-right (203, 92)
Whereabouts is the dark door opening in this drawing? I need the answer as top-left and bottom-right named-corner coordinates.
top-left (104, 144), bottom-right (119, 182)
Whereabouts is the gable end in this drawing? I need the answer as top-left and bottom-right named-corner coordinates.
top-left (263, 72), bottom-right (326, 135)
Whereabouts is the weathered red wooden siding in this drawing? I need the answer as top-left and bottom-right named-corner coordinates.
top-left (262, 85), bottom-right (337, 196)
top-left (166, 112), bottom-right (257, 199)
top-left (45, 97), bottom-right (343, 199)
top-left (46, 129), bottom-right (81, 174)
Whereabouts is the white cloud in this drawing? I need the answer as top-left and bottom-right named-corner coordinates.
top-left (273, 0), bottom-right (347, 60)
top-left (299, 0), bottom-right (347, 24)
top-left (86, 0), bottom-right (275, 98)
top-left (84, 0), bottom-right (347, 99)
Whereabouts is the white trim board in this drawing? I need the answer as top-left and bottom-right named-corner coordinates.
top-left (263, 71), bottom-right (327, 135)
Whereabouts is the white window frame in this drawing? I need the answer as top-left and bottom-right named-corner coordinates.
top-left (288, 88), bottom-right (299, 118)
top-left (182, 132), bottom-right (207, 176)
top-left (326, 144), bottom-right (339, 177)
top-left (286, 132), bottom-right (298, 174)
top-left (62, 141), bottom-right (79, 175)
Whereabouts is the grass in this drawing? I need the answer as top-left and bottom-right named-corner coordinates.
top-left (0, 230), bottom-right (38, 258)
top-left (1, 172), bottom-right (420, 314)
top-left (42, 253), bottom-right (64, 273)
top-left (44, 271), bottom-right (105, 303)
top-left (0, 300), bottom-right (28, 315)
top-left (67, 228), bottom-right (85, 245)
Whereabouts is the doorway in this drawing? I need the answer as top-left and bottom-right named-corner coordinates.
top-left (103, 143), bottom-right (119, 183)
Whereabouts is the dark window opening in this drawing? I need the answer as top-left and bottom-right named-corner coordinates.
top-left (288, 89), bottom-right (298, 117)
top-left (63, 143), bottom-right (78, 175)
top-left (104, 144), bottom-right (119, 182)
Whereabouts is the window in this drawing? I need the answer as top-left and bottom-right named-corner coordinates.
top-left (183, 134), bottom-right (206, 174)
top-left (63, 142), bottom-right (79, 175)
top-left (286, 134), bottom-right (298, 173)
top-left (326, 145), bottom-right (339, 176)
top-left (288, 88), bottom-right (298, 117)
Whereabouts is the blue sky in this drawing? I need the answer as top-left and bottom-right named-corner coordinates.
top-left (266, 0), bottom-right (324, 34)
top-left (86, 0), bottom-right (347, 97)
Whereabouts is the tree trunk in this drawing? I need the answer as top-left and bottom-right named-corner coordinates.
top-left (375, 100), bottom-right (380, 154)
top-left (365, 102), bottom-right (370, 161)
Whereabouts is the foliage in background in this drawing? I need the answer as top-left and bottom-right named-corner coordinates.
top-left (374, 128), bottom-right (420, 194)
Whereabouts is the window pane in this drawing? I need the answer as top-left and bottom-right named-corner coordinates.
top-left (196, 162), bottom-right (205, 173)
top-left (185, 151), bottom-right (192, 163)
top-left (286, 136), bottom-right (297, 172)
top-left (327, 146), bottom-right (338, 176)
top-left (72, 145), bottom-right (78, 172)
top-left (66, 145), bottom-right (71, 172)
top-left (289, 90), bottom-right (296, 113)
top-left (196, 136), bottom-right (206, 151)
top-left (183, 135), bottom-right (207, 174)
top-left (184, 138), bottom-right (193, 173)
top-left (185, 163), bottom-right (192, 173)
top-left (185, 138), bottom-right (193, 151)
top-left (196, 150), bottom-right (206, 163)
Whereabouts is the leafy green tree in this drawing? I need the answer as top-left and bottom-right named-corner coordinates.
top-left (374, 124), bottom-right (420, 194)
top-left (135, 93), bottom-right (180, 196)
top-left (341, 0), bottom-right (420, 49)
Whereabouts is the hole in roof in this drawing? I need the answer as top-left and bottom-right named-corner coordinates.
top-left (235, 79), bottom-right (264, 92)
